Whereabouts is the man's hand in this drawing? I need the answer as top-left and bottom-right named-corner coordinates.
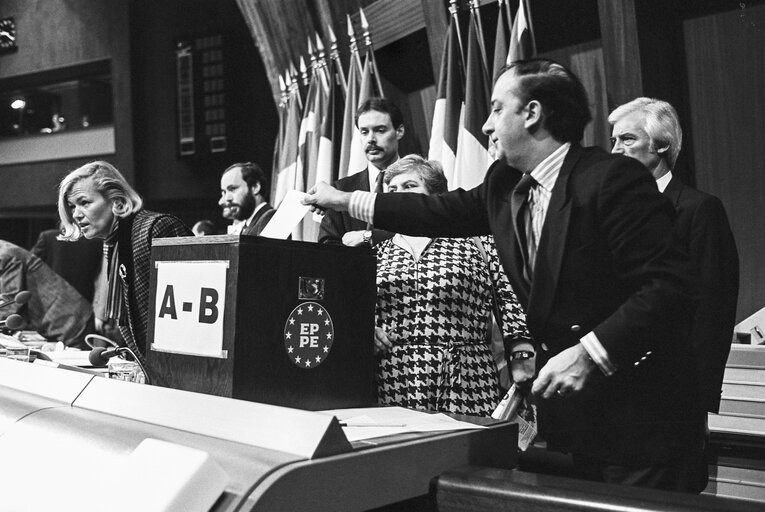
top-left (531, 343), bottom-right (597, 399)
top-left (303, 182), bottom-right (353, 213)
top-left (374, 327), bottom-right (397, 355)
top-left (342, 230), bottom-right (367, 247)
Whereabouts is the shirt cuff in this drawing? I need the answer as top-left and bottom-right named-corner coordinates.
top-left (580, 332), bottom-right (617, 376)
top-left (348, 190), bottom-right (376, 224)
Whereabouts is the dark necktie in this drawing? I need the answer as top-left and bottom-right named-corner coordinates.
top-left (367, 171), bottom-right (386, 230)
top-left (374, 170), bottom-right (386, 194)
top-left (511, 173), bottom-right (537, 283)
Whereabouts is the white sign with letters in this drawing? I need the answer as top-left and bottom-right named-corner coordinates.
top-left (152, 260), bottom-right (228, 358)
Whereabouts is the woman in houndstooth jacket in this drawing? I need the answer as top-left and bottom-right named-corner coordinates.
top-left (373, 155), bottom-right (530, 416)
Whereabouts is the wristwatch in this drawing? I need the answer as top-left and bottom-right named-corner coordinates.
top-left (362, 230), bottom-right (373, 246)
top-left (510, 350), bottom-right (535, 360)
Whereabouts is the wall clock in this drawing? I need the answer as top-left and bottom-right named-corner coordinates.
top-left (0, 17), bottom-right (17, 54)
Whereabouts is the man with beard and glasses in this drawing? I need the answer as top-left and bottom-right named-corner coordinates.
top-left (219, 162), bottom-right (275, 236)
top-left (317, 98), bottom-right (401, 247)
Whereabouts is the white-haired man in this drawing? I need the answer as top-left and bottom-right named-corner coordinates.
top-left (609, 97), bottom-right (739, 415)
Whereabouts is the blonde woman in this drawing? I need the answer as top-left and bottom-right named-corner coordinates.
top-left (58, 161), bottom-right (191, 364)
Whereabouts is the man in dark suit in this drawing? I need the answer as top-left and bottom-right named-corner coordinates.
top-left (306, 59), bottom-right (705, 492)
top-left (31, 227), bottom-right (102, 302)
top-left (609, 97), bottom-right (739, 414)
top-left (317, 98), bottom-right (402, 246)
top-left (219, 162), bottom-right (274, 236)
top-left (1, 239), bottom-right (95, 348)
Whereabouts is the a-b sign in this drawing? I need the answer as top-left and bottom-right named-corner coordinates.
top-left (152, 260), bottom-right (228, 358)
top-left (158, 285), bottom-right (219, 324)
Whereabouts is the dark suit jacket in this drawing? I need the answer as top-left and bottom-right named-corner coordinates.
top-left (373, 145), bottom-right (701, 465)
top-left (242, 203), bottom-right (275, 236)
top-left (664, 176), bottom-right (739, 413)
top-left (117, 210), bottom-right (191, 363)
top-left (31, 229), bottom-right (102, 302)
top-left (318, 169), bottom-right (392, 245)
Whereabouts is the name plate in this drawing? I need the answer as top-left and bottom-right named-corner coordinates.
top-left (152, 260), bottom-right (228, 358)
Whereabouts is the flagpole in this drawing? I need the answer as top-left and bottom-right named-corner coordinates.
top-left (289, 61), bottom-right (303, 110)
top-left (327, 23), bottom-right (347, 95)
top-left (449, 0), bottom-right (465, 83)
top-left (359, 7), bottom-right (383, 96)
top-left (347, 15), bottom-right (363, 72)
top-left (307, 36), bottom-right (317, 76)
top-left (522, 0), bottom-right (537, 56)
top-left (315, 32), bottom-right (330, 91)
top-left (503, 0), bottom-right (514, 27)
top-left (469, 0), bottom-right (489, 76)
top-left (299, 56), bottom-right (310, 88)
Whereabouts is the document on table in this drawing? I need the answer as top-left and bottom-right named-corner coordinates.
top-left (260, 190), bottom-right (312, 239)
top-left (321, 406), bottom-right (485, 442)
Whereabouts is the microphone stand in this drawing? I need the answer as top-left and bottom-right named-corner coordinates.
top-left (112, 346), bottom-right (152, 385)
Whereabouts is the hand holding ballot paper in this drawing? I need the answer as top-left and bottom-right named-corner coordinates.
top-left (259, 190), bottom-right (313, 239)
top-left (492, 384), bottom-right (538, 451)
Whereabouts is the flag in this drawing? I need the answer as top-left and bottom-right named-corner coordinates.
top-left (271, 78), bottom-right (302, 209)
top-left (271, 73), bottom-right (288, 190)
top-left (453, 10), bottom-right (492, 191)
top-left (508, 0), bottom-right (535, 63)
top-left (346, 46), bottom-right (385, 176)
top-left (428, 15), bottom-right (464, 185)
top-left (493, 0), bottom-right (512, 81)
top-left (295, 53), bottom-right (329, 241)
top-left (315, 47), bottom-right (346, 194)
top-left (338, 15), bottom-right (363, 179)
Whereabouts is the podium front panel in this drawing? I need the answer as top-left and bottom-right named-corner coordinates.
top-left (146, 235), bottom-right (377, 410)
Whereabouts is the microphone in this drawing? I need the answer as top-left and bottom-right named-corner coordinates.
top-left (88, 346), bottom-right (124, 367)
top-left (88, 345), bottom-right (151, 384)
top-left (0, 314), bottom-right (24, 330)
top-left (0, 291), bottom-right (31, 309)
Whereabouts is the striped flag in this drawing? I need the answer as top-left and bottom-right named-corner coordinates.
top-left (347, 8), bottom-right (384, 176)
top-left (315, 41), bottom-right (346, 193)
top-left (427, 14), bottom-right (464, 185)
top-left (452, 9), bottom-right (492, 190)
top-left (338, 15), bottom-right (363, 180)
top-left (508, 0), bottom-right (535, 63)
top-left (493, 0), bottom-right (513, 81)
top-left (272, 76), bottom-right (302, 208)
top-left (295, 48), bottom-right (329, 241)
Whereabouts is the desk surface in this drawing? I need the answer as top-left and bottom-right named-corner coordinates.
top-left (0, 360), bottom-right (517, 512)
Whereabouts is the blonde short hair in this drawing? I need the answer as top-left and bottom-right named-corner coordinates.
top-left (58, 161), bottom-right (143, 240)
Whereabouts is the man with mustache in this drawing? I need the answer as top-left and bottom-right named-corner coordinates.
top-left (318, 98), bottom-right (402, 246)
top-left (219, 162), bottom-right (274, 236)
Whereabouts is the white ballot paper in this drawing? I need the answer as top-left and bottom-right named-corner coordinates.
top-left (322, 406), bottom-right (485, 442)
top-left (260, 190), bottom-right (312, 239)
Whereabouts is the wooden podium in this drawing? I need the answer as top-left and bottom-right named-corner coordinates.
top-left (145, 235), bottom-right (377, 410)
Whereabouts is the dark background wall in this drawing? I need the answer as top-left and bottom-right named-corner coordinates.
top-left (0, 0), bottom-right (762, 321)
top-left (0, 0), bottom-right (132, 247)
top-left (128, 0), bottom-right (277, 230)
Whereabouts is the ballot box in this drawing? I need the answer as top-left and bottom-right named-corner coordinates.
top-left (144, 235), bottom-right (377, 410)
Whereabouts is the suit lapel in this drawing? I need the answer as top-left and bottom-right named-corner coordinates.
top-left (662, 176), bottom-right (682, 208)
top-left (527, 146), bottom-right (580, 321)
top-left (250, 203), bottom-right (272, 227)
top-left (489, 165), bottom-right (531, 305)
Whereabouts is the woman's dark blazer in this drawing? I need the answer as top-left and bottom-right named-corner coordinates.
top-left (117, 210), bottom-right (191, 362)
